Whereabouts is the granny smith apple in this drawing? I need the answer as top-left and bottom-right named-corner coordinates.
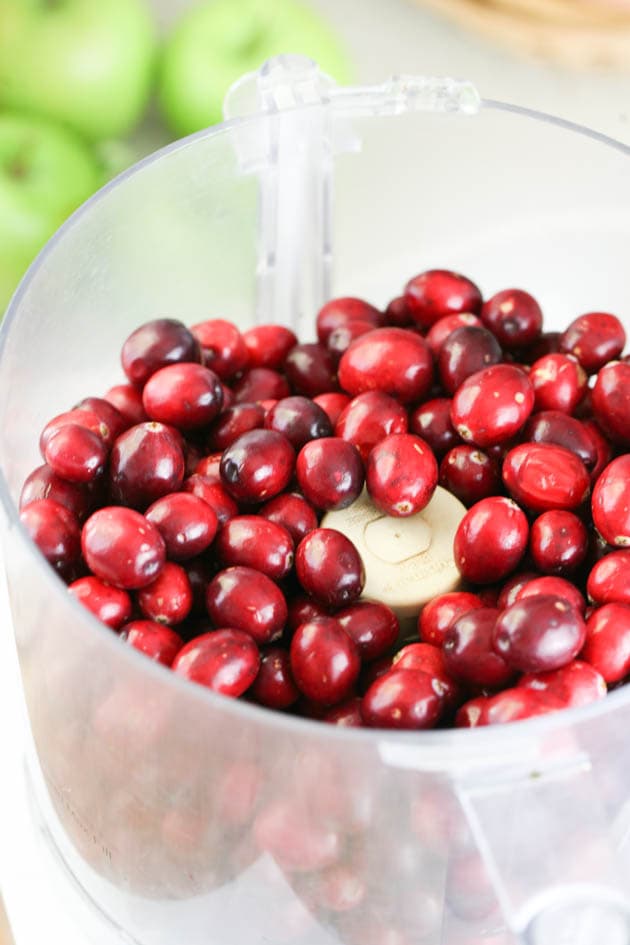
top-left (0, 0), bottom-right (157, 142)
top-left (0, 112), bottom-right (102, 315)
top-left (158, 0), bottom-right (353, 138)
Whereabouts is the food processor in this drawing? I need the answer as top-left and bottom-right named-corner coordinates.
top-left (1, 56), bottom-right (630, 945)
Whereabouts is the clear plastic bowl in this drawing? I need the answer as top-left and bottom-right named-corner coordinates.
top-left (2, 58), bottom-right (630, 945)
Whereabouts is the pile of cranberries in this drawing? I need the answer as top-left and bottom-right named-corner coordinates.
top-left (17, 268), bottom-right (630, 730)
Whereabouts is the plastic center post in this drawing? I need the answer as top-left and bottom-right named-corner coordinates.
top-left (364, 514), bottom-right (432, 564)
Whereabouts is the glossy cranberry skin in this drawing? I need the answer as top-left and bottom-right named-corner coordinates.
top-left (404, 269), bottom-right (482, 329)
top-left (109, 422), bottom-right (185, 510)
top-left (173, 629), bottom-right (260, 696)
top-left (69, 576), bottom-right (132, 629)
top-left (82, 507), bottom-right (165, 589)
top-left (456, 696), bottom-right (491, 728)
top-left (384, 294), bottom-right (414, 327)
top-left (366, 433), bottom-right (438, 516)
top-left (190, 318), bottom-right (249, 379)
top-left (327, 320), bottom-right (375, 363)
top-left (121, 318), bottom-right (201, 387)
top-left (145, 493), bottom-right (217, 561)
top-left (104, 383), bottom-right (147, 426)
top-left (284, 343), bottom-right (337, 397)
top-left (392, 643), bottom-right (462, 710)
top-left (587, 550), bottom-right (630, 605)
top-left (183, 556), bottom-right (215, 616)
top-left (259, 492), bottom-right (318, 545)
top-left (217, 515), bottom-right (294, 580)
top-left (502, 442), bottom-right (590, 512)
top-left (206, 566), bottom-right (287, 644)
top-left (592, 360), bottom-right (630, 445)
top-left (44, 423), bottom-right (107, 484)
top-left (529, 510), bottom-right (588, 575)
top-left (559, 312), bottom-right (626, 373)
top-left (335, 391), bottom-right (407, 462)
top-left (438, 445), bottom-right (500, 507)
top-left (120, 619), bottom-right (184, 667)
top-left (409, 398), bottom-right (459, 457)
top-left (290, 617), bottom-right (361, 705)
top-left (339, 328), bottom-right (433, 405)
top-left (232, 367), bottom-right (290, 404)
top-left (362, 669), bottom-right (443, 729)
top-left (313, 392), bottom-right (350, 427)
top-left (287, 594), bottom-right (330, 632)
top-left (220, 429), bottom-right (295, 503)
top-left (206, 403), bottom-right (265, 451)
top-left (592, 455), bottom-right (630, 547)
top-left (136, 561), bottom-right (193, 625)
top-left (20, 464), bottom-right (93, 521)
top-left (296, 437), bottom-right (364, 511)
top-left (493, 594), bottom-right (586, 673)
top-left (524, 411), bottom-right (596, 469)
top-left (265, 395), bottom-right (332, 449)
top-left (497, 570), bottom-right (540, 609)
top-left (529, 353), bottom-right (587, 414)
top-left (20, 499), bottom-right (81, 576)
top-left (454, 497), bottom-right (529, 584)
top-left (426, 313), bottom-right (482, 358)
top-left (419, 591), bottom-right (484, 646)
top-left (76, 397), bottom-right (129, 440)
top-left (242, 324), bottom-right (298, 370)
top-left (582, 420), bottom-right (612, 485)
top-left (194, 453), bottom-right (222, 482)
top-left (481, 289), bottom-right (543, 349)
top-left (316, 296), bottom-right (383, 344)
top-left (336, 601), bottom-right (399, 661)
top-left (322, 698), bottom-right (364, 727)
top-left (249, 646), bottom-right (300, 709)
top-left (451, 364), bottom-right (534, 447)
top-left (581, 603), bottom-right (630, 683)
top-left (515, 575), bottom-right (586, 615)
top-left (296, 528), bottom-right (365, 607)
top-left (484, 688), bottom-right (563, 725)
top-left (183, 475), bottom-right (238, 526)
top-left (142, 362), bottom-right (224, 431)
top-left (519, 660), bottom-right (606, 708)
top-left (438, 326), bottom-right (503, 395)
top-left (40, 407), bottom-right (110, 454)
top-left (443, 608), bottom-right (514, 689)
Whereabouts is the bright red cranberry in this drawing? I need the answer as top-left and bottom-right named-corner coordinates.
top-left (443, 608), bottom-right (514, 688)
top-left (121, 318), bottom-right (201, 387)
top-left (366, 433), bottom-right (438, 516)
top-left (232, 367), bottom-right (290, 404)
top-left (207, 402), bottom-right (265, 451)
top-left (419, 591), bottom-right (484, 646)
top-left (20, 464), bottom-right (93, 521)
top-left (81, 506), bottom-right (165, 589)
top-left (392, 642), bottom-right (462, 710)
top-left (183, 474), bottom-right (238, 526)
top-left (502, 442), bottom-right (590, 512)
top-left (592, 360), bottom-right (630, 445)
top-left (290, 617), bottom-right (361, 705)
top-left (587, 550), bottom-right (630, 605)
top-left (109, 422), bottom-right (185, 509)
top-left (455, 696), bottom-right (491, 727)
top-left (242, 324), bottom-right (298, 370)
top-left (519, 660), bottom-right (606, 708)
top-left (287, 594), bottom-right (330, 632)
top-left (404, 269), bottom-right (482, 329)
top-left (454, 497), bottom-right (529, 584)
top-left (120, 619), bottom-right (184, 667)
top-left (40, 407), bottom-right (110, 454)
top-left (316, 297), bottom-right (383, 344)
top-left (515, 575), bottom-right (586, 615)
top-left (426, 313), bottom-right (482, 358)
top-left (173, 629), bottom-right (260, 696)
top-left (592, 455), bottom-right (630, 547)
top-left (384, 294), bottom-right (414, 327)
top-left (313, 392), bottom-right (350, 427)
top-left (75, 397), bottom-right (129, 441)
top-left (220, 429), bottom-right (295, 503)
top-left (249, 646), bottom-right (300, 709)
top-left (216, 515), bottom-right (294, 580)
top-left (451, 364), bottom-right (534, 447)
top-left (582, 419), bottom-right (613, 483)
top-left (438, 326), bottom-right (503, 395)
top-left (362, 669), bottom-right (443, 729)
top-left (145, 492), bottom-right (217, 560)
top-left (523, 411), bottom-right (596, 469)
top-left (327, 320), bottom-right (375, 362)
top-left (529, 510), bottom-right (588, 575)
top-left (190, 318), bottom-right (249, 379)
top-left (484, 688), bottom-right (563, 725)
top-left (193, 453), bottom-right (222, 482)
top-left (493, 594), bottom-right (586, 673)
top-left (438, 445), bottom-right (500, 506)
top-left (104, 383), bottom-right (147, 425)
top-left (44, 423), bottom-right (107, 484)
top-left (529, 353), bottom-right (587, 414)
top-left (136, 561), bottom-right (193, 625)
top-left (409, 398), bottom-right (459, 457)
top-left (559, 312), bottom-right (626, 373)
top-left (206, 566), bottom-right (287, 644)
top-left (265, 395), bottom-right (332, 449)
top-left (253, 799), bottom-right (341, 873)
top-left (284, 343), bottom-right (337, 397)
top-left (296, 528), bottom-right (365, 607)
top-left (322, 699), bottom-right (364, 727)
top-left (338, 328), bottom-right (433, 405)
top-left (581, 603), bottom-right (630, 683)
top-left (20, 498), bottom-right (81, 576)
top-left (296, 437), bottom-right (364, 511)
top-left (335, 391), bottom-right (407, 462)
top-left (336, 601), bottom-right (399, 661)
top-left (259, 492), bottom-right (318, 545)
top-left (481, 289), bottom-right (543, 349)
top-left (142, 363), bottom-right (223, 431)
top-left (69, 576), bottom-right (132, 629)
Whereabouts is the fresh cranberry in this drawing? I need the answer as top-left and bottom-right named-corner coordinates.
top-left (232, 367), bottom-right (290, 404)
top-left (409, 398), bottom-right (459, 457)
top-left (265, 395), bottom-right (332, 449)
top-left (44, 423), bottom-right (107, 484)
top-left (515, 575), bottom-right (586, 614)
top-left (493, 594), bottom-right (586, 673)
top-left (142, 363), bottom-right (224, 431)
top-left (454, 497), bottom-right (529, 584)
top-left (336, 601), bottom-right (399, 661)
top-left (290, 617), bottom-right (361, 705)
top-left (451, 364), bottom-right (534, 447)
top-left (220, 429), bottom-right (295, 503)
top-left (581, 603), bottom-right (630, 683)
top-left (121, 318), bottom-right (201, 387)
top-left (190, 318), bottom-right (249, 379)
top-left (418, 591), bottom-right (484, 646)
top-left (145, 493), bottom-right (217, 560)
top-left (69, 576), bottom-right (132, 629)
top-left (81, 506), bottom-right (165, 589)
top-left (592, 455), bottom-right (630, 547)
top-left (592, 360), bottom-right (630, 445)
top-left (392, 642), bottom-right (462, 709)
top-left (206, 566), bottom-right (287, 644)
top-left (327, 320), bottom-right (375, 363)
top-left (193, 453), bottom-right (222, 482)
top-left (313, 392), bottom-right (350, 427)
top-left (253, 799), bottom-right (341, 873)
top-left (384, 294), bottom-right (414, 327)
top-left (216, 515), bottom-right (294, 579)
top-left (366, 433), bottom-right (438, 516)
top-left (109, 422), bottom-right (185, 509)
top-left (284, 343), bottom-right (337, 397)
top-left (20, 464), bottom-right (93, 521)
top-left (438, 326), bottom-right (503, 395)
top-left (519, 660), bottom-right (606, 708)
top-left (502, 442), bottom-right (590, 512)
top-left (207, 402), bottom-right (265, 451)
top-left (529, 510), bottom-right (588, 575)
top-left (455, 696), bottom-right (491, 727)
top-left (249, 646), bottom-right (300, 709)
top-left (183, 556), bottom-right (215, 616)
top-left (338, 328), bottom-right (433, 404)
top-left (524, 331), bottom-right (562, 362)
top-left (443, 608), bottom-right (513, 688)
top-left (523, 411), bottom-right (596, 469)
top-left (425, 313), bottom-right (482, 358)
top-left (497, 570), bottom-right (540, 609)
top-left (481, 289), bottom-right (543, 349)
top-left (287, 594), bottom-right (330, 633)
top-left (40, 407), bottom-right (111, 454)
top-left (362, 669), bottom-right (443, 729)
top-left (296, 437), bottom-right (364, 511)
top-left (484, 688), bottom-right (563, 725)
top-left (438, 445), bottom-right (500, 506)
top-left (173, 629), bottom-right (260, 696)
top-left (316, 297), bottom-right (383, 344)
top-left (587, 550), bottom-right (630, 605)
top-left (183, 475), bottom-right (238, 526)
top-left (404, 269), bottom-right (482, 329)
top-left (529, 353), bottom-right (587, 414)
top-left (120, 619), bottom-right (184, 667)
top-left (104, 383), bottom-right (148, 426)
top-left (295, 528), bottom-right (365, 607)
top-left (20, 498), bottom-right (81, 576)
top-left (335, 391), bottom-right (407, 462)
top-left (359, 654), bottom-right (395, 693)
top-left (259, 492), bottom-right (318, 545)
top-left (136, 561), bottom-right (192, 625)
top-left (75, 397), bottom-right (129, 441)
top-left (322, 699), bottom-right (364, 727)
top-left (582, 419), bottom-right (613, 483)
top-left (242, 324), bottom-right (298, 369)
top-left (559, 312), bottom-right (626, 373)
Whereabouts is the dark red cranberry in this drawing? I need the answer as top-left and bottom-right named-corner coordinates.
top-left (173, 629), bottom-right (260, 696)
top-left (220, 429), bottom-right (295, 503)
top-left (515, 575), bottom-right (586, 615)
top-left (592, 360), bottom-right (630, 445)
top-left (335, 391), bottom-right (407, 462)
top-left (523, 411), bottom-right (596, 469)
top-left (216, 515), bottom-right (294, 580)
top-left (296, 437), bottom-right (364, 511)
top-left (438, 326), bottom-right (503, 395)
top-left (265, 395), bottom-right (332, 449)
top-left (183, 556), bottom-right (215, 616)
top-left (104, 383), bottom-right (148, 426)
top-left (336, 601), bottom-right (399, 662)
top-left (497, 571), bottom-right (540, 609)
top-left (259, 492), bottom-right (318, 545)
top-left (592, 455), bottom-right (630, 547)
top-left (338, 328), bottom-right (433, 404)
top-left (529, 510), bottom-right (588, 575)
top-left (443, 608), bottom-right (514, 688)
top-left (190, 318), bottom-right (249, 379)
top-left (481, 289), bottom-right (543, 349)
top-left (409, 398), bottom-right (459, 457)
top-left (581, 603), bottom-right (630, 683)
top-left (136, 561), bottom-right (193, 625)
top-left (206, 566), bottom-right (287, 644)
top-left (40, 407), bottom-right (110, 454)
top-left (313, 392), bottom-right (350, 427)
top-left (249, 646), bottom-right (300, 709)
top-left (523, 331), bottom-right (562, 362)
top-left (454, 497), bottom-right (529, 584)
top-left (582, 419), bottom-right (613, 483)
top-left (253, 799), bottom-right (341, 873)
top-left (392, 642), bottom-right (462, 710)
top-left (518, 660), bottom-right (606, 708)
top-left (207, 403), bottom-right (265, 451)
top-left (438, 445), bottom-right (500, 507)
top-left (529, 353), bottom-right (587, 414)
top-left (69, 576), bottom-right (132, 630)
top-left (493, 594), bottom-right (586, 673)
top-left (81, 506), bottom-right (165, 589)
top-left (242, 324), bottom-right (298, 370)
top-left (404, 269), bottom-right (482, 329)
top-left (183, 475), bottom-right (238, 526)
top-left (145, 492), bottom-right (217, 560)
top-left (109, 422), bottom-right (185, 509)
top-left (426, 313), bottom-right (482, 358)
top-left (327, 320), bottom-right (375, 363)
top-left (296, 528), bottom-right (365, 607)
top-left (316, 297), bottom-right (383, 344)
top-left (290, 617), bottom-right (361, 705)
top-left (451, 364), bottom-right (534, 447)
top-left (20, 498), bottom-right (81, 576)
top-left (120, 619), bottom-right (184, 667)
top-left (20, 464), bottom-right (93, 521)
top-left (322, 698), bottom-right (364, 727)
top-left (362, 669), bottom-right (443, 729)
top-left (284, 343), bottom-right (337, 397)
top-left (366, 433), bottom-right (438, 516)
top-left (232, 367), bottom-right (290, 404)
top-left (559, 312), bottom-right (626, 373)
top-left (142, 362), bottom-right (223, 431)
top-left (418, 591), bottom-right (484, 646)
top-left (359, 654), bottom-right (395, 693)
top-left (75, 397), bottom-right (129, 440)
top-left (455, 696), bottom-right (491, 727)
top-left (121, 318), bottom-right (201, 387)
top-left (502, 442), bottom-right (590, 512)
top-left (587, 550), bottom-right (630, 605)
top-left (384, 295), bottom-right (414, 328)
top-left (484, 688), bottom-right (563, 725)
top-left (44, 423), bottom-right (107, 484)
top-left (287, 594), bottom-right (330, 633)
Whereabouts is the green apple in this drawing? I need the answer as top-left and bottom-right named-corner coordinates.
top-left (0, 112), bottom-right (102, 315)
top-left (0, 0), bottom-right (157, 142)
top-left (158, 0), bottom-right (353, 138)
